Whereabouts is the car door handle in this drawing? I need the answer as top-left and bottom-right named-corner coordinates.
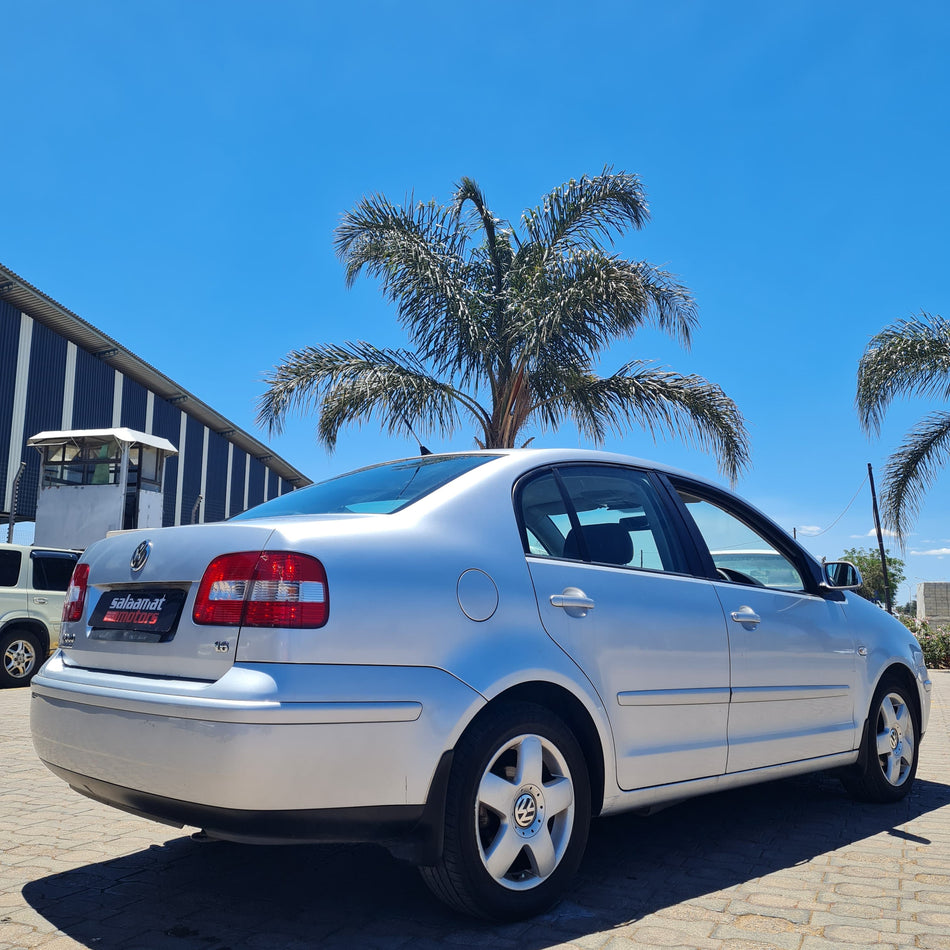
top-left (730, 606), bottom-right (761, 626)
top-left (550, 588), bottom-right (595, 613)
top-left (32, 596), bottom-right (48, 605)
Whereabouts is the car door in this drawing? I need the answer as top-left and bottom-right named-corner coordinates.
top-left (666, 477), bottom-right (858, 773)
top-left (518, 464), bottom-right (731, 791)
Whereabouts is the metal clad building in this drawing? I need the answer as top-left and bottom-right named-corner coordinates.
top-left (0, 263), bottom-right (311, 529)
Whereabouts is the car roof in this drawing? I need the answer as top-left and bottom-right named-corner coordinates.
top-left (369, 447), bottom-right (718, 486)
top-left (0, 543), bottom-right (80, 554)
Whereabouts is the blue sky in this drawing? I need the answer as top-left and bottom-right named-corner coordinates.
top-left (4, 1), bottom-right (949, 602)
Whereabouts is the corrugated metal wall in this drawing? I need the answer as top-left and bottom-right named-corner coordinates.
top-left (1, 304), bottom-right (303, 526)
top-left (0, 301), bottom-right (20, 499)
top-left (121, 377), bottom-right (148, 431)
top-left (204, 431), bottom-right (229, 523)
top-left (150, 397), bottom-right (182, 527)
top-left (228, 450), bottom-right (246, 518)
top-left (247, 457), bottom-right (265, 509)
top-left (181, 415), bottom-right (204, 524)
top-left (71, 346), bottom-right (115, 429)
top-left (20, 321), bottom-right (67, 516)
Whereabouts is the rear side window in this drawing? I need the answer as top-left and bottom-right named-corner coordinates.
top-left (0, 550), bottom-right (22, 587)
top-left (31, 552), bottom-right (79, 591)
top-left (518, 465), bottom-right (686, 574)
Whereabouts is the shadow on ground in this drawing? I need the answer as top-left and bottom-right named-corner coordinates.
top-left (23, 772), bottom-right (950, 950)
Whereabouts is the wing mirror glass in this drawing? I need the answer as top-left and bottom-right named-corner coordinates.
top-left (822, 560), bottom-right (862, 590)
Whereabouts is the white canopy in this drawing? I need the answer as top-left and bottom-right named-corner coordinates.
top-left (28, 428), bottom-right (178, 456)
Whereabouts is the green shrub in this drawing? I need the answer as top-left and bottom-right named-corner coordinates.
top-left (908, 620), bottom-right (950, 669)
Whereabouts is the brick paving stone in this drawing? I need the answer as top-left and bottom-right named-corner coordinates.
top-left (2, 671), bottom-right (950, 948)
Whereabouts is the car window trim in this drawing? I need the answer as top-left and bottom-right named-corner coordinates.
top-left (514, 461), bottom-right (698, 578)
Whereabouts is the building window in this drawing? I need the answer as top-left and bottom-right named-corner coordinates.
top-left (129, 445), bottom-right (162, 492)
top-left (42, 440), bottom-right (121, 487)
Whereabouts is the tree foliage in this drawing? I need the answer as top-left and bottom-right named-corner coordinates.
top-left (856, 312), bottom-right (950, 543)
top-left (840, 546), bottom-right (906, 605)
top-left (259, 168), bottom-right (750, 481)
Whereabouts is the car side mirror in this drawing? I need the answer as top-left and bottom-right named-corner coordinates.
top-left (821, 560), bottom-right (862, 590)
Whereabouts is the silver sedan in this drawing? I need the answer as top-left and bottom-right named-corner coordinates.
top-left (31, 449), bottom-right (932, 920)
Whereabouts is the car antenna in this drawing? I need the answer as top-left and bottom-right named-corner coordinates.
top-left (402, 416), bottom-right (433, 456)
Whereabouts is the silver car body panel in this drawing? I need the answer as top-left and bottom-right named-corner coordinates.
top-left (528, 557), bottom-right (731, 790)
top-left (30, 448), bottom-right (932, 843)
top-left (33, 656), bottom-right (484, 810)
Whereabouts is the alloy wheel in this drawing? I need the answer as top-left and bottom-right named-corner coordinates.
top-left (875, 691), bottom-right (916, 787)
top-left (474, 732), bottom-right (575, 890)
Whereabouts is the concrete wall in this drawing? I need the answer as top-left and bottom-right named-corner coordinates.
top-left (917, 582), bottom-right (950, 624)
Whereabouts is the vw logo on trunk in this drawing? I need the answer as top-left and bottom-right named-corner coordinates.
top-left (130, 541), bottom-right (152, 573)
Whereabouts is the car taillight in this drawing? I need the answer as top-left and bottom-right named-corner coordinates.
top-left (63, 563), bottom-right (90, 623)
top-left (193, 551), bottom-right (329, 628)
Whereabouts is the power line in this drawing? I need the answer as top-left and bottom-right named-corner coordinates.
top-left (800, 474), bottom-right (869, 539)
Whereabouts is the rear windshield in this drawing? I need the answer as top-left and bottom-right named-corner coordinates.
top-left (232, 454), bottom-right (498, 520)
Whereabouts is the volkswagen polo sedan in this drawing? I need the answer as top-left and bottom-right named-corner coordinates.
top-left (31, 449), bottom-right (931, 920)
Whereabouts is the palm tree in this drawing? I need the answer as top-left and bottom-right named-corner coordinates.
top-left (258, 168), bottom-right (750, 482)
top-left (857, 312), bottom-right (950, 543)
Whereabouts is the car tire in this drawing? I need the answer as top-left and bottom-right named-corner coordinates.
top-left (420, 701), bottom-right (591, 921)
top-left (841, 673), bottom-right (920, 803)
top-left (0, 629), bottom-right (42, 688)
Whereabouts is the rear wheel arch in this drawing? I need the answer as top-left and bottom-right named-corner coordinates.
top-left (0, 624), bottom-right (46, 687)
top-left (468, 681), bottom-right (606, 817)
top-left (0, 618), bottom-right (50, 654)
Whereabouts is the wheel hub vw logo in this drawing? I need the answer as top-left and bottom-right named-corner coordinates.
top-left (130, 541), bottom-right (152, 573)
top-left (514, 792), bottom-right (537, 828)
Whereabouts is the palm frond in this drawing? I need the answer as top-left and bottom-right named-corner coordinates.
top-left (537, 362), bottom-right (750, 483)
top-left (257, 341), bottom-right (490, 448)
top-left (856, 312), bottom-right (950, 435)
top-left (509, 250), bottom-right (696, 363)
top-left (334, 193), bottom-right (502, 386)
top-left (521, 166), bottom-right (650, 251)
top-left (453, 175), bottom-right (506, 310)
top-left (881, 410), bottom-right (950, 545)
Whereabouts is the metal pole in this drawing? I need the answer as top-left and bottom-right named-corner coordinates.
top-left (867, 462), bottom-right (893, 614)
top-left (6, 461), bottom-right (26, 543)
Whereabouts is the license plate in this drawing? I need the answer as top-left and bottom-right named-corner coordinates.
top-left (89, 588), bottom-right (187, 634)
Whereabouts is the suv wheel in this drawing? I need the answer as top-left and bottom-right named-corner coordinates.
top-left (421, 702), bottom-right (591, 920)
top-left (0, 629), bottom-right (42, 688)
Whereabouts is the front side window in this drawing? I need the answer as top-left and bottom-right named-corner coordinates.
top-left (675, 488), bottom-right (805, 591)
top-left (518, 465), bottom-right (685, 574)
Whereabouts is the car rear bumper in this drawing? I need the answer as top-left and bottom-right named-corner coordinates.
top-left (42, 752), bottom-right (455, 863)
top-left (30, 655), bottom-right (483, 848)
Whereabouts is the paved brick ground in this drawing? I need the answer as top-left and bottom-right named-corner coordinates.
top-left (1, 673), bottom-right (948, 949)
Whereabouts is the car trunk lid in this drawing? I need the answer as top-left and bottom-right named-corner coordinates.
top-left (62, 522), bottom-right (278, 681)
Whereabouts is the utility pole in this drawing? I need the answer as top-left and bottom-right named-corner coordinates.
top-left (867, 462), bottom-right (893, 614)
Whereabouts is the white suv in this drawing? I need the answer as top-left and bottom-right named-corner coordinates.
top-left (0, 543), bottom-right (79, 687)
